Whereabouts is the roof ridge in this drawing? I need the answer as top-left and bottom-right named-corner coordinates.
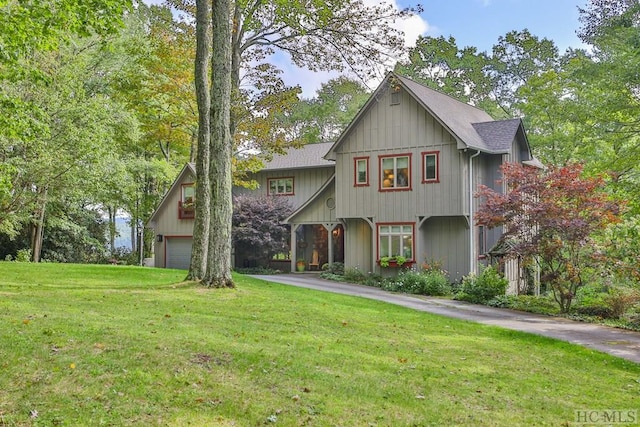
top-left (393, 72), bottom-right (492, 117)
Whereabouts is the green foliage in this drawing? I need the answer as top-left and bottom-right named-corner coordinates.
top-left (284, 76), bottom-right (369, 143)
top-left (343, 267), bottom-right (367, 283)
top-left (322, 262), bottom-right (344, 276)
top-left (383, 269), bottom-right (451, 296)
top-left (15, 248), bottom-right (32, 263)
top-left (486, 294), bottom-right (560, 316)
top-left (604, 287), bottom-right (640, 319)
top-left (599, 217), bottom-right (640, 282)
top-left (456, 265), bottom-right (508, 304)
top-left (234, 266), bottom-right (283, 275)
top-left (379, 255), bottom-right (407, 268)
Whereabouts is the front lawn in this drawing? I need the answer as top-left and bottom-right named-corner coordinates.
top-left (1, 263), bottom-right (638, 426)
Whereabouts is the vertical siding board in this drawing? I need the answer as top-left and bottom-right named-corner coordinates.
top-left (336, 85), bottom-right (470, 221)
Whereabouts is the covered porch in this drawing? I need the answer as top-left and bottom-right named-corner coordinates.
top-left (290, 223), bottom-right (344, 272)
top-left (284, 175), bottom-right (343, 273)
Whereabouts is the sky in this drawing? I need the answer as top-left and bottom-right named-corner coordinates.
top-left (143, 0), bottom-right (588, 97)
top-left (279, 0), bottom-right (587, 97)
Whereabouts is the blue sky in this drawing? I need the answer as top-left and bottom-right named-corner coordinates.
top-left (281, 0), bottom-right (587, 96)
top-left (414, 0), bottom-right (584, 53)
top-left (143, 0), bottom-right (587, 96)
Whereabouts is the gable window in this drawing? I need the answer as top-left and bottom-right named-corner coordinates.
top-left (268, 177), bottom-right (294, 196)
top-left (422, 151), bottom-right (440, 183)
top-left (354, 157), bottom-right (369, 186)
top-left (390, 84), bottom-right (401, 105)
top-left (179, 183), bottom-right (195, 219)
top-left (380, 154), bottom-right (411, 191)
top-left (378, 224), bottom-right (414, 260)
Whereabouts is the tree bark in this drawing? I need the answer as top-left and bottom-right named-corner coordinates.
top-left (187, 0), bottom-right (212, 281)
top-left (203, 0), bottom-right (234, 288)
top-left (30, 187), bottom-right (47, 262)
top-left (108, 206), bottom-right (116, 254)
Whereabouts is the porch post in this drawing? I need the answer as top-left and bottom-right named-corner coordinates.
top-left (290, 224), bottom-right (300, 273)
top-left (327, 224), bottom-right (335, 266)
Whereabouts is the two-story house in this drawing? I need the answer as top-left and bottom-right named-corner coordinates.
top-left (148, 72), bottom-right (540, 284)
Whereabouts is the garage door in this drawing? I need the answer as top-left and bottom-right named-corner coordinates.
top-left (166, 237), bottom-right (193, 270)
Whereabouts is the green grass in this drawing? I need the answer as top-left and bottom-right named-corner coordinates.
top-left (1, 263), bottom-right (639, 426)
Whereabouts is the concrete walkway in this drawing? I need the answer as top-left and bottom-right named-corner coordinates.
top-left (251, 273), bottom-right (640, 364)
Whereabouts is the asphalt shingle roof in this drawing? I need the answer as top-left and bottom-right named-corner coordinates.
top-left (472, 118), bottom-right (523, 153)
top-left (262, 142), bottom-right (334, 171)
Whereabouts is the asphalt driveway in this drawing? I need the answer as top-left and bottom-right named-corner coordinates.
top-left (251, 273), bottom-right (640, 364)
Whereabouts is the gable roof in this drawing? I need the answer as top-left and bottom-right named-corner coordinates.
top-left (262, 142), bottom-right (334, 171)
top-left (147, 163), bottom-right (196, 226)
top-left (284, 174), bottom-right (335, 224)
top-left (325, 72), bottom-right (525, 159)
top-left (472, 118), bottom-right (525, 153)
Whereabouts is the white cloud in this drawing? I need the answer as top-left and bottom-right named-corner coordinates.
top-left (278, 0), bottom-right (430, 97)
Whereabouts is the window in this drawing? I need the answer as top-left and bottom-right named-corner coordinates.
top-left (478, 225), bottom-right (487, 258)
top-left (422, 151), bottom-right (440, 183)
top-left (390, 85), bottom-right (401, 105)
top-left (380, 154), bottom-right (411, 190)
top-left (268, 177), bottom-right (294, 195)
top-left (378, 224), bottom-right (414, 260)
top-left (182, 184), bottom-right (195, 204)
top-left (179, 183), bottom-right (195, 219)
top-left (354, 157), bottom-right (369, 186)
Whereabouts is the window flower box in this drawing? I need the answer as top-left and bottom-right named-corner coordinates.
top-left (378, 256), bottom-right (412, 268)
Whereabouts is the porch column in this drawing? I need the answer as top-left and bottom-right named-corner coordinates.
top-left (290, 224), bottom-right (300, 273)
top-left (326, 223), bottom-right (335, 265)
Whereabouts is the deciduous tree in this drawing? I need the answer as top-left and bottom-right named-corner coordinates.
top-left (232, 195), bottom-right (293, 268)
top-left (475, 163), bottom-right (622, 312)
top-left (188, 0), bottom-right (420, 282)
top-left (201, 0), bottom-right (234, 288)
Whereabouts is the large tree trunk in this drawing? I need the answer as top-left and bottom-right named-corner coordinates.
top-left (187, 0), bottom-right (212, 281)
top-left (203, 0), bottom-right (234, 288)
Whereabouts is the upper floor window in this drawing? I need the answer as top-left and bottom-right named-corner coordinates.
top-left (380, 154), bottom-right (411, 191)
top-left (390, 84), bottom-right (401, 105)
top-left (378, 224), bottom-right (414, 260)
top-left (354, 157), bottom-right (369, 186)
top-left (268, 177), bottom-right (294, 196)
top-left (422, 151), bottom-right (440, 183)
top-left (179, 183), bottom-right (195, 219)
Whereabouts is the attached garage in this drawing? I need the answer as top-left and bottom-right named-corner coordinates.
top-left (165, 237), bottom-right (193, 270)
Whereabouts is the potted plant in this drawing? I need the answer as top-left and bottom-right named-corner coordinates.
top-left (379, 255), bottom-right (407, 268)
top-left (296, 259), bottom-right (306, 272)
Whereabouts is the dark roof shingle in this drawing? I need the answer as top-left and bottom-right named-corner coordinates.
top-left (263, 142), bottom-right (334, 171)
top-left (472, 119), bottom-right (523, 153)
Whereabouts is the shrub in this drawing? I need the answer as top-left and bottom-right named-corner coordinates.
top-left (320, 262), bottom-right (344, 277)
top-left (455, 265), bottom-right (508, 304)
top-left (572, 285), bottom-right (640, 319)
top-left (574, 304), bottom-right (614, 318)
top-left (343, 267), bottom-right (366, 283)
top-left (397, 270), bottom-right (451, 296)
top-left (378, 269), bottom-right (451, 296)
top-left (15, 248), bottom-right (32, 263)
top-left (235, 266), bottom-right (283, 275)
top-left (362, 273), bottom-right (384, 288)
top-left (604, 287), bottom-right (640, 319)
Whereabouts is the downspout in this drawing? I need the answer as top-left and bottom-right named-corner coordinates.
top-left (469, 150), bottom-right (481, 275)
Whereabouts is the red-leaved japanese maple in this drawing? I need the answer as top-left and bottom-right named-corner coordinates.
top-left (475, 163), bottom-right (621, 312)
